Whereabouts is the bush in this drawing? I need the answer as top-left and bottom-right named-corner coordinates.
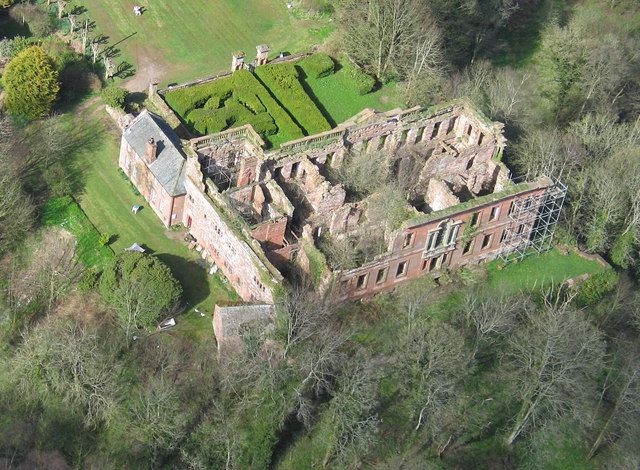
top-left (299, 52), bottom-right (335, 78)
top-left (102, 86), bottom-right (128, 110)
top-left (3, 46), bottom-right (59, 120)
top-left (0, 39), bottom-right (12, 59)
top-left (255, 62), bottom-right (331, 135)
top-left (10, 4), bottom-right (53, 38)
top-left (345, 63), bottom-right (376, 95)
top-left (98, 233), bottom-right (112, 246)
top-left (77, 269), bottom-right (99, 293)
top-left (573, 269), bottom-right (619, 307)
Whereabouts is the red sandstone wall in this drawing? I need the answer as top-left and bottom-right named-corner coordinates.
top-left (250, 217), bottom-right (288, 249)
top-left (336, 186), bottom-right (548, 300)
top-left (119, 137), bottom-right (185, 227)
top-left (183, 178), bottom-right (274, 303)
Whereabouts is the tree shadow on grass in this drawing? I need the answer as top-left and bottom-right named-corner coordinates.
top-left (156, 253), bottom-right (211, 307)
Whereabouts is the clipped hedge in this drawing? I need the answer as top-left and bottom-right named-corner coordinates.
top-left (345, 63), bottom-right (376, 95)
top-left (255, 62), bottom-right (331, 135)
top-left (163, 69), bottom-right (303, 144)
top-left (299, 52), bottom-right (335, 78)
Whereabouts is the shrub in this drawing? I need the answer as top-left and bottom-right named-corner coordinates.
top-left (299, 52), bottom-right (335, 78)
top-left (98, 233), bottom-right (112, 246)
top-left (101, 86), bottom-right (128, 110)
top-left (573, 269), bottom-right (619, 307)
top-left (0, 39), bottom-right (12, 58)
top-left (255, 62), bottom-right (330, 135)
top-left (345, 63), bottom-right (376, 95)
top-left (3, 46), bottom-right (59, 120)
top-left (77, 269), bottom-right (99, 293)
top-left (10, 4), bottom-right (53, 38)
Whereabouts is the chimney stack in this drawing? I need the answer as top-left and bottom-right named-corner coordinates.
top-left (231, 51), bottom-right (245, 72)
top-left (256, 44), bottom-right (270, 66)
top-left (144, 138), bottom-right (157, 163)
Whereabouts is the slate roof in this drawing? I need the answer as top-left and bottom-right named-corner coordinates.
top-left (214, 304), bottom-right (275, 340)
top-left (123, 109), bottom-right (186, 196)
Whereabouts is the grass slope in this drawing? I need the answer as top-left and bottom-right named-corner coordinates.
top-left (72, 104), bottom-right (237, 337)
top-left (80, 0), bottom-right (331, 84)
top-left (41, 196), bottom-right (115, 269)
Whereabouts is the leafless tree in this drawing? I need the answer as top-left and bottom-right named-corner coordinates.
top-left (90, 40), bottom-right (100, 63)
top-left (68, 13), bottom-right (77, 35)
top-left (276, 284), bottom-right (333, 358)
top-left (588, 341), bottom-right (640, 459)
top-left (502, 294), bottom-right (606, 445)
top-left (57, 0), bottom-right (67, 19)
top-left (461, 291), bottom-right (524, 359)
top-left (399, 322), bottom-right (472, 432)
top-left (11, 316), bottom-right (121, 428)
top-left (321, 358), bottom-right (381, 467)
top-left (337, 0), bottom-right (438, 80)
top-left (81, 20), bottom-right (89, 53)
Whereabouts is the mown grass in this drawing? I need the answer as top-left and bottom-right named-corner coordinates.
top-left (486, 248), bottom-right (604, 294)
top-left (78, 0), bottom-right (333, 84)
top-left (301, 60), bottom-right (402, 125)
top-left (41, 195), bottom-right (114, 269)
top-left (71, 104), bottom-right (237, 325)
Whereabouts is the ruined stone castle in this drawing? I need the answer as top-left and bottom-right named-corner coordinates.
top-left (118, 48), bottom-right (562, 305)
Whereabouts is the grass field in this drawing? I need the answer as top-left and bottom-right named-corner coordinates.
top-left (71, 103), bottom-right (237, 337)
top-left (80, 0), bottom-right (331, 85)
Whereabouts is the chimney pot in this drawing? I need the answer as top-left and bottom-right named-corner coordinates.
top-left (145, 138), bottom-right (157, 163)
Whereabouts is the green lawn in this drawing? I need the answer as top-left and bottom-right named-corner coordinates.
top-left (486, 248), bottom-right (604, 294)
top-left (79, 0), bottom-right (332, 84)
top-left (41, 196), bottom-right (114, 269)
top-left (302, 61), bottom-right (402, 126)
top-left (72, 104), bottom-right (237, 330)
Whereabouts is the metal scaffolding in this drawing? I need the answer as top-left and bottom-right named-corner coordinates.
top-left (498, 177), bottom-right (567, 263)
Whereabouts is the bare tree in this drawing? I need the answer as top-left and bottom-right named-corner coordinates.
top-left (321, 357), bottom-right (381, 467)
top-left (11, 316), bottom-right (121, 428)
top-left (68, 13), bottom-right (77, 35)
top-left (461, 291), bottom-right (523, 359)
top-left (90, 39), bottom-right (99, 63)
top-left (57, 0), bottom-right (67, 19)
top-left (502, 295), bottom-right (606, 445)
top-left (81, 20), bottom-right (89, 53)
top-left (588, 341), bottom-right (640, 459)
top-left (337, 0), bottom-right (438, 80)
top-left (276, 284), bottom-right (332, 358)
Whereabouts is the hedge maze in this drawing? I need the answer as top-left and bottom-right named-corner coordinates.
top-left (162, 53), bottom-right (375, 147)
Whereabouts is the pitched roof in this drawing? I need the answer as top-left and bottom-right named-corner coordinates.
top-left (123, 109), bottom-right (186, 196)
top-left (214, 304), bottom-right (275, 340)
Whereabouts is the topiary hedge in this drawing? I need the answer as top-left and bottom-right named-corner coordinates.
top-left (341, 62), bottom-right (377, 95)
top-left (299, 52), bottom-right (335, 78)
top-left (255, 62), bottom-right (331, 135)
top-left (163, 69), bottom-right (303, 144)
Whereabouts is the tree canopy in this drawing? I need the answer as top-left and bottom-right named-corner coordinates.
top-left (99, 252), bottom-right (182, 335)
top-left (3, 46), bottom-right (59, 120)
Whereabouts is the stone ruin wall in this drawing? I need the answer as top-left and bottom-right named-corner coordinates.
top-left (182, 155), bottom-right (280, 303)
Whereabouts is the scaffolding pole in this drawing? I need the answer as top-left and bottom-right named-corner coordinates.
top-left (498, 177), bottom-right (567, 263)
